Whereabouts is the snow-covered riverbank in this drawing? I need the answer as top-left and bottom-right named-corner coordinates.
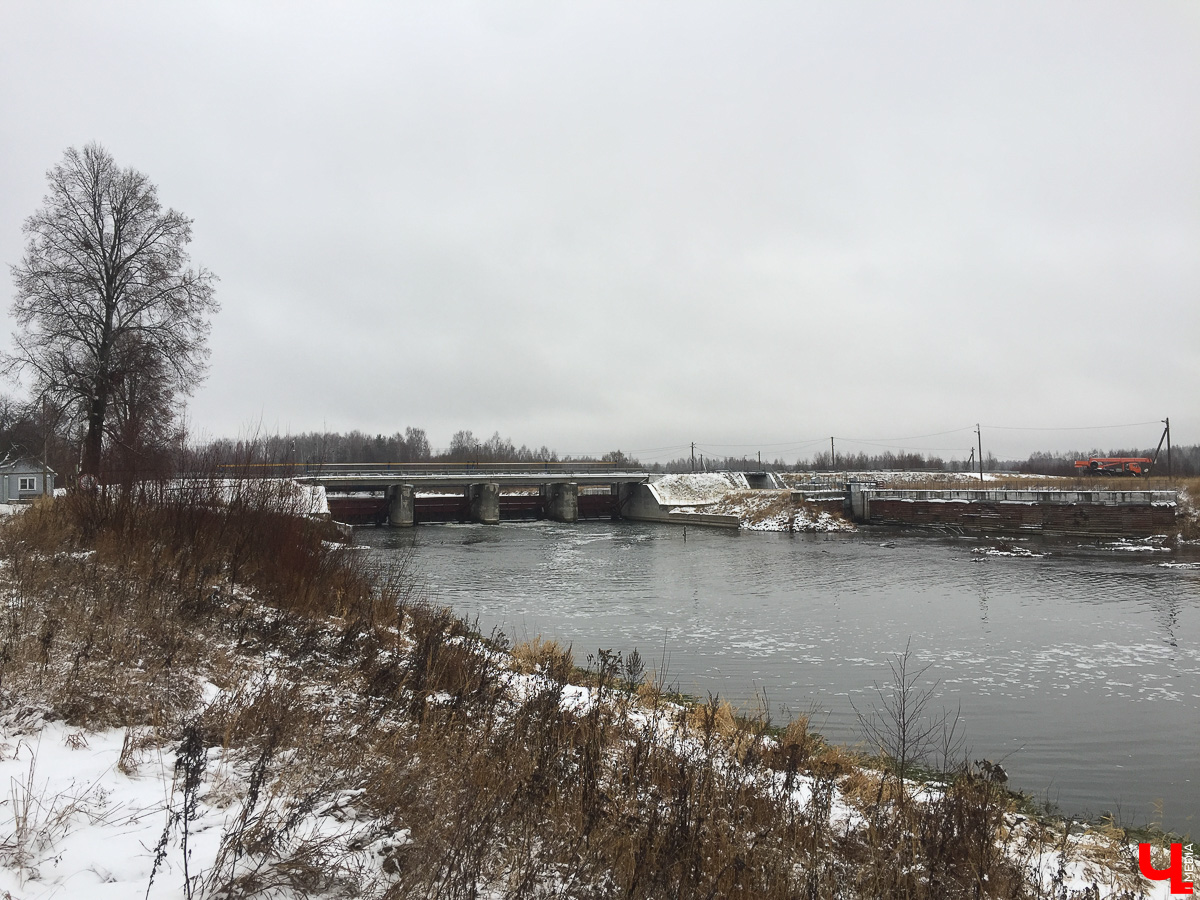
top-left (647, 473), bottom-right (855, 532)
top-left (0, 630), bottom-right (1176, 899)
top-left (0, 488), bottom-right (1185, 898)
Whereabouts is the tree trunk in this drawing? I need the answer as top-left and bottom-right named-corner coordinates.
top-left (81, 389), bottom-right (108, 479)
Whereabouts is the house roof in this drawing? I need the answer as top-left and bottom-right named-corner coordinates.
top-left (0, 452), bottom-right (57, 476)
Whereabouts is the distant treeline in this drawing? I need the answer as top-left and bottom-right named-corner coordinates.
top-left (6, 397), bottom-right (1196, 480)
top-left (652, 446), bottom-right (1198, 477)
top-left (645, 451), bottom-right (950, 474)
top-left (194, 429), bottom-right (1199, 478)
top-left (198, 429), bottom-right (623, 468)
top-left (801, 446), bottom-right (1198, 477)
top-left (1005, 445), bottom-right (1199, 478)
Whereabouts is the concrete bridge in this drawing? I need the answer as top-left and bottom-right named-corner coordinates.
top-left (293, 463), bottom-right (650, 526)
top-left (289, 465), bottom-right (1178, 535)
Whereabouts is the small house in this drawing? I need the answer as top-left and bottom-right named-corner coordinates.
top-left (0, 456), bottom-right (55, 502)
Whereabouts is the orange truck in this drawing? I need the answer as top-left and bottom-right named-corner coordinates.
top-left (1073, 457), bottom-right (1153, 475)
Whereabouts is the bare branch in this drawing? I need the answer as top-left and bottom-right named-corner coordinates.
top-left (4, 142), bottom-right (218, 478)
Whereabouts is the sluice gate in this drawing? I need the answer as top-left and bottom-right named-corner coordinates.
top-left (300, 465), bottom-right (645, 527)
top-left (310, 467), bottom-right (1179, 536)
top-left (324, 489), bottom-right (621, 526)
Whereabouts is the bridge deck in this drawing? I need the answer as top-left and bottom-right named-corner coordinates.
top-left (298, 472), bottom-right (650, 490)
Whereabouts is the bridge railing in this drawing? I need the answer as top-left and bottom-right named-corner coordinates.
top-left (218, 461), bottom-right (646, 478)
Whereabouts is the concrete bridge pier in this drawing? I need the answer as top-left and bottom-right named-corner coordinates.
top-left (387, 484), bottom-right (415, 526)
top-left (468, 483), bottom-right (500, 525)
top-left (542, 482), bottom-right (578, 523)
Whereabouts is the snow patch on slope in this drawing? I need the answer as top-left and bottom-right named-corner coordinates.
top-left (648, 472), bottom-right (749, 506)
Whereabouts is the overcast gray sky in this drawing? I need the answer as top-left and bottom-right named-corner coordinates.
top-left (2, 1), bottom-right (1196, 463)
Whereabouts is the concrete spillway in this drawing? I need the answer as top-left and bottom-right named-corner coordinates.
top-left (313, 469), bottom-right (1179, 536)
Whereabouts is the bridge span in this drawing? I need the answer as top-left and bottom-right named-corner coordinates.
top-left (292, 463), bottom-right (650, 526)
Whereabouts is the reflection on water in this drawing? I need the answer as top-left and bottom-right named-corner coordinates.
top-left (357, 521), bottom-right (1200, 832)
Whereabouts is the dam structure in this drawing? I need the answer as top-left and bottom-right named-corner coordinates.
top-left (294, 464), bottom-right (1178, 536)
top-left (843, 483), bottom-right (1177, 536)
top-left (295, 463), bottom-right (651, 526)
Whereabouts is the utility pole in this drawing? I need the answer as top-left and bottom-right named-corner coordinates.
top-left (830, 437), bottom-right (835, 471)
top-left (757, 450), bottom-right (761, 468)
top-left (1165, 417), bottom-right (1171, 478)
top-left (42, 395), bottom-right (49, 497)
top-left (976, 424), bottom-right (984, 484)
top-left (691, 442), bottom-right (696, 473)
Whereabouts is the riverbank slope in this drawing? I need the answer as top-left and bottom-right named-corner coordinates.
top-left (0, 488), bottom-right (1180, 898)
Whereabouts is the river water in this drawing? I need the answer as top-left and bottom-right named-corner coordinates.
top-left (357, 521), bottom-right (1200, 832)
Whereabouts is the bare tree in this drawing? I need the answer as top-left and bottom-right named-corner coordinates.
top-left (404, 426), bottom-right (431, 461)
top-left (107, 332), bottom-right (182, 485)
top-left (853, 641), bottom-right (959, 788)
top-left (6, 143), bottom-right (217, 478)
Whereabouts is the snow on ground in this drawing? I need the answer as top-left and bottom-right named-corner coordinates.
top-left (0, 716), bottom-right (171, 897)
top-left (647, 472), bottom-right (749, 506)
top-left (0, 703), bottom-right (394, 899)
top-left (0, 653), bottom-right (1178, 898)
top-left (788, 470), bottom-right (1064, 486)
top-left (0, 707), bottom-right (1169, 898)
top-left (647, 474), bottom-right (855, 532)
top-left (698, 490), bottom-right (854, 533)
top-left (2, 483), bottom-right (330, 520)
top-left (289, 481), bottom-right (329, 517)
top-left (158, 479), bottom-right (330, 517)
top-left (1024, 824), bottom-right (1183, 900)
top-left (228, 479), bottom-right (329, 517)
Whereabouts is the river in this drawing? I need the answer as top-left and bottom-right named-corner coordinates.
top-left (356, 521), bottom-right (1200, 832)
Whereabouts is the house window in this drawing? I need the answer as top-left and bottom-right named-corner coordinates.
top-left (18, 477), bottom-right (36, 492)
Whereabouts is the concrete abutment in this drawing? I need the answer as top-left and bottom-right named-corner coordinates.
top-left (468, 483), bottom-right (501, 525)
top-left (541, 482), bottom-right (579, 523)
top-left (387, 484), bottom-right (414, 527)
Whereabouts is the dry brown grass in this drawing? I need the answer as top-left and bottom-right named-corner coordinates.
top-left (705, 489), bottom-right (852, 531)
top-left (684, 694), bottom-right (737, 739)
top-left (0, 479), bottom-right (1156, 898)
top-left (1171, 476), bottom-right (1200, 540)
top-left (509, 635), bottom-right (574, 681)
top-left (721, 488), bottom-right (795, 516)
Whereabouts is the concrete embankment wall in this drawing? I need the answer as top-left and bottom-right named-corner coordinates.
top-left (325, 474), bottom-right (1177, 537)
top-left (853, 488), bottom-right (1177, 535)
top-left (620, 482), bottom-right (740, 529)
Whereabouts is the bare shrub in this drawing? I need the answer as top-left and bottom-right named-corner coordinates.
top-left (510, 635), bottom-right (574, 681)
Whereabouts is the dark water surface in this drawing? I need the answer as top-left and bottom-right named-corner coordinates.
top-left (357, 521), bottom-right (1200, 832)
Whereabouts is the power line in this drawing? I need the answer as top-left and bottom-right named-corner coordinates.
top-left (693, 439), bottom-right (828, 456)
top-left (692, 437), bottom-right (827, 449)
top-left (693, 427), bottom-right (976, 451)
top-left (513, 419), bottom-right (1169, 463)
top-left (836, 426), bottom-right (976, 442)
top-left (833, 443), bottom-right (975, 454)
top-left (834, 436), bottom-right (967, 449)
top-left (981, 421), bottom-right (1160, 431)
